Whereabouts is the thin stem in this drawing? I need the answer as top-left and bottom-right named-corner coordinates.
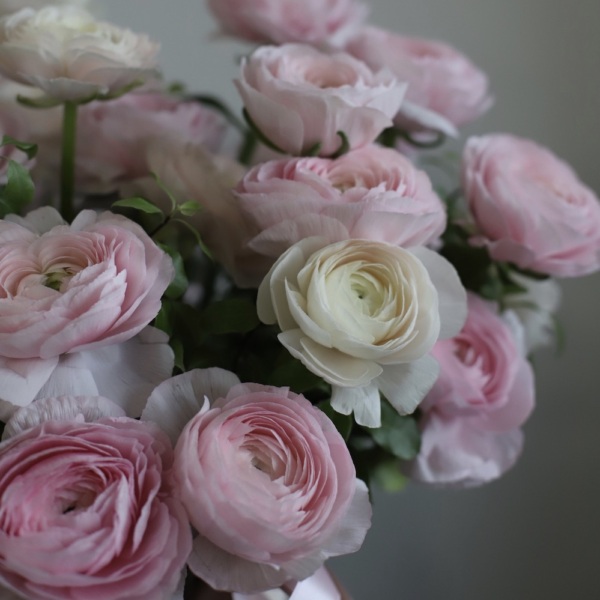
top-left (60, 101), bottom-right (78, 222)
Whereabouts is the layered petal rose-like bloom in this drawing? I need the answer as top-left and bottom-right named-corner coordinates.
top-left (0, 396), bottom-right (192, 600)
top-left (0, 6), bottom-right (159, 102)
top-left (235, 144), bottom-right (447, 262)
top-left (236, 44), bottom-right (406, 156)
top-left (207, 0), bottom-right (368, 47)
top-left (345, 26), bottom-right (492, 136)
top-left (0, 0), bottom-right (88, 17)
top-left (0, 207), bottom-right (174, 418)
top-left (257, 238), bottom-right (467, 427)
top-left (463, 134), bottom-right (600, 277)
top-left (409, 294), bottom-right (534, 487)
top-left (75, 91), bottom-right (226, 192)
top-left (141, 368), bottom-right (371, 594)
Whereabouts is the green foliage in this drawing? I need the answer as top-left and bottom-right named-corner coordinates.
top-left (318, 401), bottom-right (353, 441)
top-left (112, 197), bottom-right (165, 216)
top-left (0, 161), bottom-right (35, 217)
top-left (370, 401), bottom-right (421, 460)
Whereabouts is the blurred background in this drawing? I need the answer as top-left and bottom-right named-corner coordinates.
top-left (102, 1), bottom-right (600, 598)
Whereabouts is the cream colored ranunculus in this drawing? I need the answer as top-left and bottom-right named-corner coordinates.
top-left (0, 6), bottom-right (159, 102)
top-left (257, 238), bottom-right (467, 427)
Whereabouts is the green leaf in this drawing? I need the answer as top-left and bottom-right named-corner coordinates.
top-left (372, 459), bottom-right (408, 492)
top-left (370, 401), bottom-right (421, 460)
top-left (0, 160), bottom-right (35, 216)
top-left (172, 218), bottom-right (213, 259)
top-left (330, 130), bottom-right (350, 159)
top-left (200, 297), bottom-right (259, 335)
top-left (318, 401), bottom-right (353, 440)
top-left (176, 201), bottom-right (202, 217)
top-left (159, 245), bottom-right (189, 300)
top-left (269, 358), bottom-right (324, 392)
top-left (1, 135), bottom-right (37, 159)
top-left (112, 197), bottom-right (165, 216)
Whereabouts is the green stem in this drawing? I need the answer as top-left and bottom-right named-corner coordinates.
top-left (60, 101), bottom-right (78, 222)
top-left (238, 130), bottom-right (258, 166)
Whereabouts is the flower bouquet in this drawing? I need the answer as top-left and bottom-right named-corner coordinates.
top-left (0, 1), bottom-right (598, 599)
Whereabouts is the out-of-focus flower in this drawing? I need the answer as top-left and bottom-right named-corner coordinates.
top-left (141, 368), bottom-right (372, 594)
top-left (463, 134), bottom-right (600, 277)
top-left (346, 26), bottom-right (492, 136)
top-left (0, 0), bottom-right (89, 17)
top-left (236, 44), bottom-right (406, 156)
top-left (235, 144), bottom-right (446, 261)
top-left (207, 0), bottom-right (368, 47)
top-left (257, 237), bottom-right (467, 427)
top-left (0, 396), bottom-right (192, 600)
top-left (0, 6), bottom-right (159, 102)
top-left (76, 92), bottom-right (226, 192)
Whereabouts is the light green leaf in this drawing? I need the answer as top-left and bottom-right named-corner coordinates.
top-left (112, 197), bottom-right (165, 216)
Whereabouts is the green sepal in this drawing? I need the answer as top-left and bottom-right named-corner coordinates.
top-left (1, 135), bottom-right (37, 159)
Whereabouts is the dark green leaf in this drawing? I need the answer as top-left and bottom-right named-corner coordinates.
top-left (269, 358), bottom-right (324, 393)
top-left (370, 401), bottom-right (421, 460)
top-left (372, 459), bottom-right (408, 492)
top-left (112, 197), bottom-right (165, 216)
top-left (200, 297), bottom-right (259, 335)
top-left (0, 160), bottom-right (35, 216)
top-left (159, 245), bottom-right (189, 299)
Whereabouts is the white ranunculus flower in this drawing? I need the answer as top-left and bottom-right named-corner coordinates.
top-left (257, 238), bottom-right (467, 427)
top-left (0, 6), bottom-right (159, 102)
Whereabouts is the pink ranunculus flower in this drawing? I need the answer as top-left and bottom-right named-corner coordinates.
top-left (236, 44), bottom-right (406, 157)
top-left (207, 0), bottom-right (368, 47)
top-left (141, 368), bottom-right (372, 594)
top-left (76, 91), bottom-right (226, 193)
top-left (0, 6), bottom-right (159, 102)
top-left (0, 206), bottom-right (175, 419)
top-left (236, 144), bottom-right (446, 261)
top-left (345, 26), bottom-right (492, 136)
top-left (463, 134), bottom-right (600, 277)
top-left (0, 401), bottom-right (192, 600)
top-left (257, 237), bottom-right (467, 427)
top-left (422, 293), bottom-right (535, 431)
top-left (409, 411), bottom-right (524, 488)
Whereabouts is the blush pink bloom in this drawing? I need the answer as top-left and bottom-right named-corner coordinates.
top-left (409, 293), bottom-right (533, 487)
top-left (0, 6), bottom-right (159, 102)
top-left (141, 368), bottom-right (372, 593)
top-left (409, 411), bottom-right (524, 488)
top-left (0, 206), bottom-right (173, 359)
top-left (236, 44), bottom-right (406, 156)
top-left (236, 144), bottom-right (446, 261)
top-left (463, 134), bottom-right (600, 277)
top-left (76, 91), bottom-right (226, 192)
top-left (207, 0), bottom-right (368, 47)
top-left (345, 26), bottom-right (492, 136)
top-left (423, 293), bottom-right (535, 431)
top-left (0, 409), bottom-right (192, 600)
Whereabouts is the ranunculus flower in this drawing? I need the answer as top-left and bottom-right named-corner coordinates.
top-left (345, 26), bottom-right (492, 136)
top-left (422, 293), bottom-right (535, 431)
top-left (257, 238), bottom-right (467, 427)
top-left (236, 44), bottom-right (406, 156)
top-left (408, 411), bottom-right (524, 488)
top-left (408, 294), bottom-right (533, 488)
top-left (0, 207), bottom-right (174, 419)
top-left (0, 6), bottom-right (159, 102)
top-left (76, 91), bottom-right (226, 192)
top-left (463, 134), bottom-right (600, 277)
top-left (0, 398), bottom-right (192, 600)
top-left (141, 368), bottom-right (371, 594)
top-left (207, 0), bottom-right (368, 47)
top-left (235, 144), bottom-right (446, 261)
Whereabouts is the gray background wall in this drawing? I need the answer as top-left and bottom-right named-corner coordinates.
top-left (101, 2), bottom-right (600, 599)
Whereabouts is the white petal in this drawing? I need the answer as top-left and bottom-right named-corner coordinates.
top-left (378, 355), bottom-right (440, 415)
top-left (0, 356), bottom-right (58, 421)
top-left (6, 206), bottom-right (65, 234)
top-left (331, 383), bottom-right (381, 427)
top-left (76, 326), bottom-right (175, 417)
top-left (141, 368), bottom-right (240, 446)
top-left (290, 567), bottom-right (342, 600)
top-left (410, 246), bottom-right (467, 339)
top-left (188, 535), bottom-right (288, 594)
top-left (35, 354), bottom-right (100, 400)
top-left (3, 395), bottom-right (125, 440)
